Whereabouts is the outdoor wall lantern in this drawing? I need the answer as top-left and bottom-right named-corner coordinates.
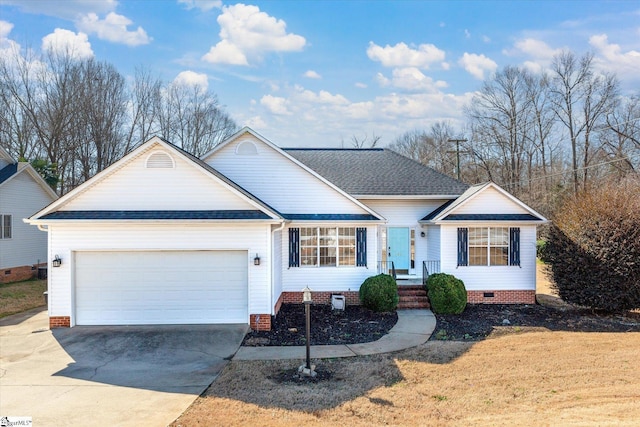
top-left (52, 255), bottom-right (62, 268)
top-left (254, 253), bottom-right (261, 266)
top-left (420, 231), bottom-right (426, 238)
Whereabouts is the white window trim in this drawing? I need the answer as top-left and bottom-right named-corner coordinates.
top-left (468, 226), bottom-right (509, 266)
top-left (299, 226), bottom-right (356, 268)
top-left (0, 214), bottom-right (12, 240)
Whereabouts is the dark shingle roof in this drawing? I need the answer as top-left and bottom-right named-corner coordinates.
top-left (0, 163), bottom-right (17, 185)
top-left (284, 148), bottom-right (468, 196)
top-left (40, 210), bottom-right (272, 220)
top-left (439, 214), bottom-right (542, 221)
top-left (281, 213), bottom-right (380, 221)
top-left (421, 199), bottom-right (456, 221)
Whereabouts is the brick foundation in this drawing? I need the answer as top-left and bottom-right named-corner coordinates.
top-left (279, 291), bottom-right (360, 306)
top-left (250, 314), bottom-right (272, 331)
top-left (467, 290), bottom-right (536, 304)
top-left (0, 264), bottom-right (43, 284)
top-left (49, 316), bottom-right (71, 328)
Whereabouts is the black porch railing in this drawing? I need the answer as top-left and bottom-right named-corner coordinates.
top-left (422, 260), bottom-right (441, 286)
top-left (377, 261), bottom-right (397, 279)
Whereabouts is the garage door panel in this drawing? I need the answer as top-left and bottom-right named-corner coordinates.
top-left (75, 251), bottom-right (248, 325)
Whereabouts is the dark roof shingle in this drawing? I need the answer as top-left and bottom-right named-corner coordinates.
top-left (284, 148), bottom-right (468, 196)
top-left (0, 163), bottom-right (17, 185)
top-left (40, 210), bottom-right (272, 220)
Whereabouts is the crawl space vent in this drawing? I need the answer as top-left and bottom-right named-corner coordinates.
top-left (145, 152), bottom-right (174, 169)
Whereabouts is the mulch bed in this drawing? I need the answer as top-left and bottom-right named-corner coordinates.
top-left (432, 302), bottom-right (640, 341)
top-left (242, 303), bottom-right (398, 346)
top-left (242, 300), bottom-right (640, 347)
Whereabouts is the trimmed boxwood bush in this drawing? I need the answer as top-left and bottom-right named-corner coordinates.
top-left (359, 274), bottom-right (398, 312)
top-left (425, 273), bottom-right (467, 314)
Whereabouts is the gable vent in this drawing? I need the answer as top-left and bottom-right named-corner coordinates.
top-left (236, 140), bottom-right (258, 155)
top-left (145, 151), bottom-right (175, 169)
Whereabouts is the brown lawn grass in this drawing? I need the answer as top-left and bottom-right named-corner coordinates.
top-left (173, 331), bottom-right (640, 427)
top-left (174, 264), bottom-right (639, 426)
top-left (0, 278), bottom-right (47, 318)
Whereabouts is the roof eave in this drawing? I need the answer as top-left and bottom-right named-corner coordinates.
top-left (355, 194), bottom-right (463, 200)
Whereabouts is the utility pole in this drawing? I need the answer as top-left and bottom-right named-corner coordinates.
top-left (447, 138), bottom-right (467, 180)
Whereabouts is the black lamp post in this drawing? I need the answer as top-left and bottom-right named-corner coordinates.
top-left (302, 286), bottom-right (312, 370)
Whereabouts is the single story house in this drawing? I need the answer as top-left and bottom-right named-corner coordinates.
top-left (0, 145), bottom-right (58, 283)
top-left (26, 128), bottom-right (547, 330)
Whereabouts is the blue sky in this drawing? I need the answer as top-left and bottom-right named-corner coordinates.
top-left (1, 0), bottom-right (639, 147)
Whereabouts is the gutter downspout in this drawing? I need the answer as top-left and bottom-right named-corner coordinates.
top-left (271, 221), bottom-right (287, 316)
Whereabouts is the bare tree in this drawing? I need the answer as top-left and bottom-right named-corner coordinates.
top-left (465, 66), bottom-right (535, 195)
top-left (549, 51), bottom-right (618, 193)
top-left (349, 132), bottom-right (382, 148)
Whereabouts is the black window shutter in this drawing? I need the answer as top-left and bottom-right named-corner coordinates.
top-left (289, 228), bottom-right (300, 267)
top-left (509, 227), bottom-right (521, 266)
top-left (356, 227), bottom-right (367, 267)
top-left (457, 227), bottom-right (468, 266)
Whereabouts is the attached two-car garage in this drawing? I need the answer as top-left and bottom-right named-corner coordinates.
top-left (74, 250), bottom-right (248, 325)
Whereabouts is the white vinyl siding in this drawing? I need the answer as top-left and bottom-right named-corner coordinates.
top-left (454, 186), bottom-right (529, 215)
top-left (441, 224), bottom-right (537, 291)
top-left (0, 170), bottom-right (56, 269)
top-left (204, 135), bottom-right (370, 215)
top-left (61, 144), bottom-right (256, 211)
top-left (46, 223), bottom-right (270, 324)
top-left (75, 250), bottom-right (247, 325)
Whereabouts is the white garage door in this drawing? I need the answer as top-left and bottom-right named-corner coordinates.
top-left (75, 251), bottom-right (248, 325)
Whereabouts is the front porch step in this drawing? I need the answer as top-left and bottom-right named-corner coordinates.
top-left (397, 285), bottom-right (430, 309)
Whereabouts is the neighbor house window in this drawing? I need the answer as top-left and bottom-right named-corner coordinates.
top-left (290, 227), bottom-right (366, 267)
top-left (458, 227), bottom-right (520, 267)
top-left (0, 215), bottom-right (11, 239)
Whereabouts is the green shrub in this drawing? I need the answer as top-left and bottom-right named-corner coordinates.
top-left (536, 239), bottom-right (548, 262)
top-left (545, 178), bottom-right (640, 312)
top-left (359, 274), bottom-right (398, 312)
top-left (425, 273), bottom-right (467, 314)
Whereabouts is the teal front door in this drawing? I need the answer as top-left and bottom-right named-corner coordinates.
top-left (388, 227), bottom-right (410, 271)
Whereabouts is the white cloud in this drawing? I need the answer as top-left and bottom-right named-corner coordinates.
top-left (77, 12), bottom-right (151, 46)
top-left (377, 67), bottom-right (448, 93)
top-left (173, 70), bottom-right (209, 90)
top-left (202, 4), bottom-right (306, 66)
top-left (589, 33), bottom-right (640, 80)
top-left (504, 38), bottom-right (562, 73)
top-left (177, 0), bottom-right (222, 12)
top-left (355, 82), bottom-right (367, 89)
top-left (464, 29), bottom-right (471, 39)
top-left (458, 52), bottom-right (497, 80)
top-left (482, 35), bottom-right (491, 43)
top-left (41, 28), bottom-right (93, 59)
top-left (241, 83), bottom-right (472, 147)
top-left (304, 70), bottom-right (321, 79)
top-left (366, 41), bottom-right (446, 69)
top-left (0, 20), bottom-right (14, 40)
top-left (260, 94), bottom-right (291, 115)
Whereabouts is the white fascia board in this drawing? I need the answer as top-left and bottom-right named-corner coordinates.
top-left (354, 194), bottom-right (462, 200)
top-left (432, 219), bottom-right (549, 226)
top-left (24, 218), bottom-right (284, 226)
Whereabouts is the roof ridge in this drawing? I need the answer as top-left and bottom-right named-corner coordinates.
top-left (283, 147), bottom-right (384, 152)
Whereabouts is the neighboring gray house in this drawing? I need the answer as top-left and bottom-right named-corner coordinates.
top-left (0, 146), bottom-right (58, 283)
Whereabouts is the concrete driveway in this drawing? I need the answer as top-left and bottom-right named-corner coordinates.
top-left (0, 308), bottom-right (247, 426)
